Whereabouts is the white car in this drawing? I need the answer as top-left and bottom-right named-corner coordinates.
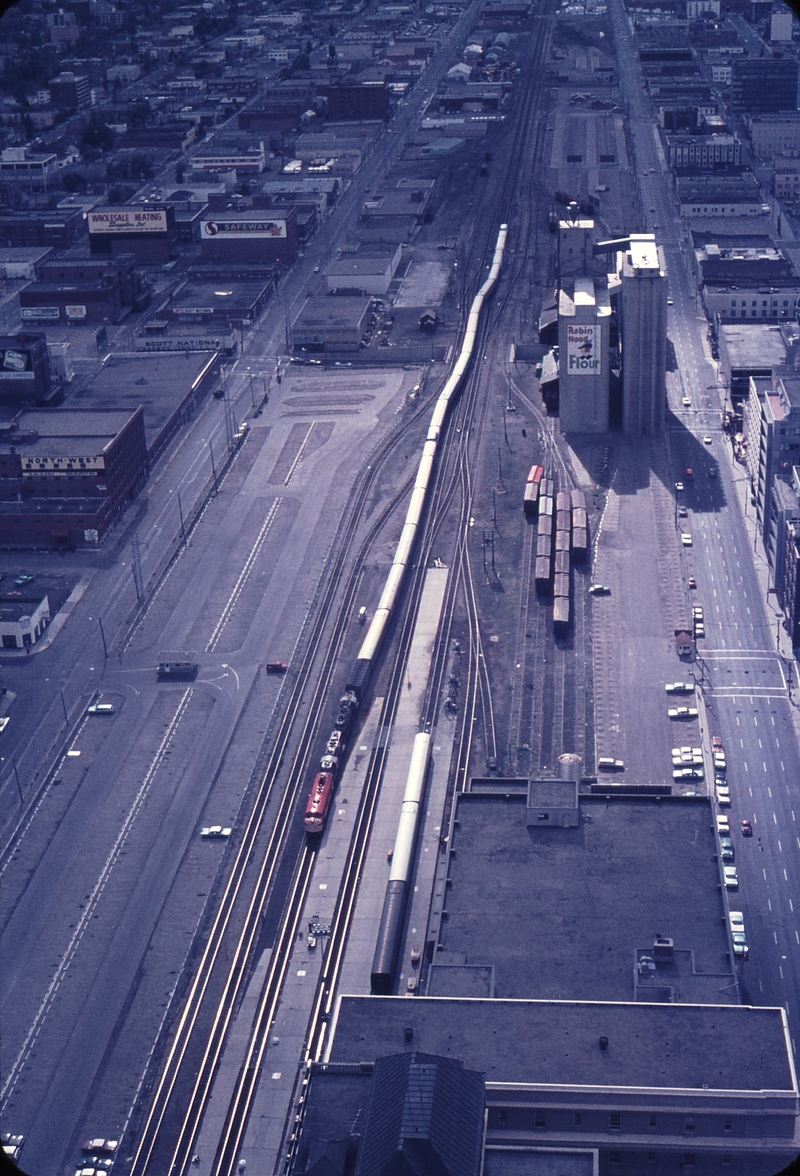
top-left (714, 753), bottom-right (727, 770)
top-left (665, 683), bottom-right (694, 694)
top-left (87, 702), bottom-right (115, 715)
top-left (723, 865), bottom-right (739, 889)
top-left (729, 910), bottom-right (744, 933)
top-left (2, 1136), bottom-right (23, 1161)
top-left (716, 814), bottom-right (730, 834)
top-left (668, 706), bottom-right (699, 719)
top-left (673, 767), bottom-right (703, 780)
top-left (682, 397), bottom-right (691, 407)
top-left (588, 584), bottom-right (611, 595)
top-left (681, 533), bottom-right (693, 546)
top-left (200, 826), bottom-right (232, 839)
top-left (675, 481), bottom-right (684, 491)
top-left (703, 435), bottom-right (713, 444)
top-left (598, 757), bottom-right (625, 769)
top-left (731, 931), bottom-right (748, 959)
top-left (716, 788), bottom-right (731, 807)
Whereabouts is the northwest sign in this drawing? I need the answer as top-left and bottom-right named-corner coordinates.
top-left (201, 218), bottom-right (286, 240)
top-left (88, 209), bottom-right (168, 234)
top-left (566, 324), bottom-right (601, 376)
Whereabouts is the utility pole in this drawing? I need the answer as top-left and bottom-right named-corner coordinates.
top-left (178, 492), bottom-right (187, 547)
top-left (98, 617), bottom-right (108, 659)
top-left (131, 533), bottom-right (144, 602)
top-left (209, 440), bottom-right (218, 495)
top-left (60, 689), bottom-right (68, 724)
top-left (12, 758), bottom-right (22, 805)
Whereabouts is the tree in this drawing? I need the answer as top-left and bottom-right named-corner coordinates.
top-left (81, 114), bottom-right (115, 153)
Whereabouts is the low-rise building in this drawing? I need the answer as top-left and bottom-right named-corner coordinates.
top-left (0, 407), bottom-right (148, 548)
top-left (0, 146), bottom-right (59, 190)
top-left (290, 296), bottom-right (372, 354)
top-left (704, 281), bottom-right (800, 323)
top-left (0, 248), bottom-right (52, 280)
top-left (323, 252), bottom-right (402, 296)
top-left (665, 133), bottom-right (742, 169)
top-left (0, 334), bottom-right (53, 405)
top-left (0, 592), bottom-right (50, 648)
top-left (199, 207), bottom-right (299, 266)
top-left (747, 112), bottom-right (800, 159)
top-left (775, 161), bottom-right (800, 201)
top-left (718, 323), bottom-right (788, 407)
top-left (88, 205), bottom-right (177, 265)
top-left (190, 139), bottom-right (267, 175)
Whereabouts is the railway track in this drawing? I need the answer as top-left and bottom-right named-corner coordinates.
top-left (128, 8), bottom-right (572, 1176)
top-left (124, 379), bottom-right (451, 1176)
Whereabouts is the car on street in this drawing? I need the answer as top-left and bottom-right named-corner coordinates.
top-left (672, 767), bottom-right (703, 780)
top-left (703, 435), bottom-right (713, 444)
top-left (688, 577), bottom-right (697, 588)
top-left (678, 505), bottom-right (688, 517)
top-left (681, 397), bottom-right (691, 407)
top-left (729, 911), bottom-right (744, 934)
top-left (716, 814), bottom-right (730, 834)
top-left (719, 835), bottom-right (734, 861)
top-left (14, 573), bottom-right (34, 585)
top-left (716, 787), bottom-right (731, 806)
top-left (2, 1135), bottom-right (23, 1161)
top-left (723, 866), bottom-right (739, 889)
top-left (712, 736), bottom-right (724, 751)
top-left (708, 467), bottom-right (717, 478)
top-left (87, 702), bottom-right (115, 715)
top-left (685, 468), bottom-right (694, 480)
top-left (81, 1141), bottom-right (118, 1156)
top-left (741, 819), bottom-right (753, 837)
top-left (668, 299), bottom-right (674, 306)
top-left (681, 533), bottom-right (693, 546)
top-left (598, 757), bottom-right (625, 769)
top-left (588, 584), bottom-right (611, 595)
top-left (200, 826), bottom-right (232, 839)
top-left (731, 931), bottom-right (749, 960)
top-left (668, 706), bottom-right (698, 718)
top-left (665, 682), bottom-right (694, 693)
top-left (675, 481), bottom-right (684, 491)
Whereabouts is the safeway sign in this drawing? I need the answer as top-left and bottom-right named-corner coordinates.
top-left (566, 324), bottom-right (601, 376)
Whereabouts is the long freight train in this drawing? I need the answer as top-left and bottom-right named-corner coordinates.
top-left (302, 223), bottom-right (509, 835)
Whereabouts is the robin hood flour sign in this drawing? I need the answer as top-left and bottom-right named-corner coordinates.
top-left (566, 324), bottom-right (601, 375)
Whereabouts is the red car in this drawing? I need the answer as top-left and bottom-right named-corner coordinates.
top-left (741, 819), bottom-right (753, 837)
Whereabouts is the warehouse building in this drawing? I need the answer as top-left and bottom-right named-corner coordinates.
top-left (0, 407), bottom-right (147, 549)
top-left (199, 207), bottom-right (299, 266)
top-left (74, 352), bottom-right (220, 466)
top-left (88, 205), bottom-right (178, 265)
top-left (0, 335), bottom-right (53, 406)
top-left (290, 296), bottom-right (372, 354)
top-left (323, 251), bottom-right (402, 296)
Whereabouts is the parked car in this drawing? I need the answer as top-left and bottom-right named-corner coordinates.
top-left (729, 911), bottom-right (744, 934)
top-left (588, 584), bottom-right (611, 595)
top-left (598, 756), bottom-right (625, 769)
top-left (731, 932), bottom-right (748, 960)
top-left (87, 702), bottom-right (115, 715)
top-left (675, 481), bottom-right (684, 492)
top-left (2, 1135), bottom-right (23, 1161)
top-left (668, 706), bottom-right (698, 718)
top-left (688, 577), bottom-right (697, 588)
top-left (665, 683), bottom-right (694, 694)
top-left (81, 1141), bottom-right (118, 1157)
top-left (719, 835), bottom-right (734, 862)
top-left (681, 533), bottom-right (693, 546)
top-left (716, 814), bottom-right (730, 834)
top-left (200, 826), bottom-right (232, 839)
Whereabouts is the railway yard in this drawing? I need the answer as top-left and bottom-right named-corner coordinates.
top-left (2, 0), bottom-right (800, 1174)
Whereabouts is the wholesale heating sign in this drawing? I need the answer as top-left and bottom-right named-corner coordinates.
top-left (88, 209), bottom-right (168, 233)
top-left (201, 219), bottom-right (286, 239)
top-left (566, 324), bottom-right (601, 375)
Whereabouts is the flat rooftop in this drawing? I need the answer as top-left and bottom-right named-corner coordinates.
top-left (719, 323), bottom-right (787, 369)
top-left (433, 794), bottom-right (736, 1004)
top-left (329, 996), bottom-right (795, 1094)
top-left (67, 353), bottom-right (217, 455)
top-left (0, 410), bottom-right (136, 457)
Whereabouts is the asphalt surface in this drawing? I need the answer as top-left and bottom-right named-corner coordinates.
top-left (610, 0), bottom-right (800, 1046)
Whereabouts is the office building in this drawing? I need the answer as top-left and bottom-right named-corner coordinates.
top-left (745, 374), bottom-right (800, 531)
top-left (732, 58), bottom-right (798, 113)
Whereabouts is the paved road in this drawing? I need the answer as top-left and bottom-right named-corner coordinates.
top-left (610, 0), bottom-right (800, 1039)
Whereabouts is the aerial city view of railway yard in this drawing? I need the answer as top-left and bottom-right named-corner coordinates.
top-left (4, 0), bottom-right (800, 1171)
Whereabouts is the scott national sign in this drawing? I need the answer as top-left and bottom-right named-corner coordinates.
top-left (566, 324), bottom-right (601, 376)
top-left (88, 209), bottom-right (169, 234)
top-left (201, 218), bottom-right (286, 240)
